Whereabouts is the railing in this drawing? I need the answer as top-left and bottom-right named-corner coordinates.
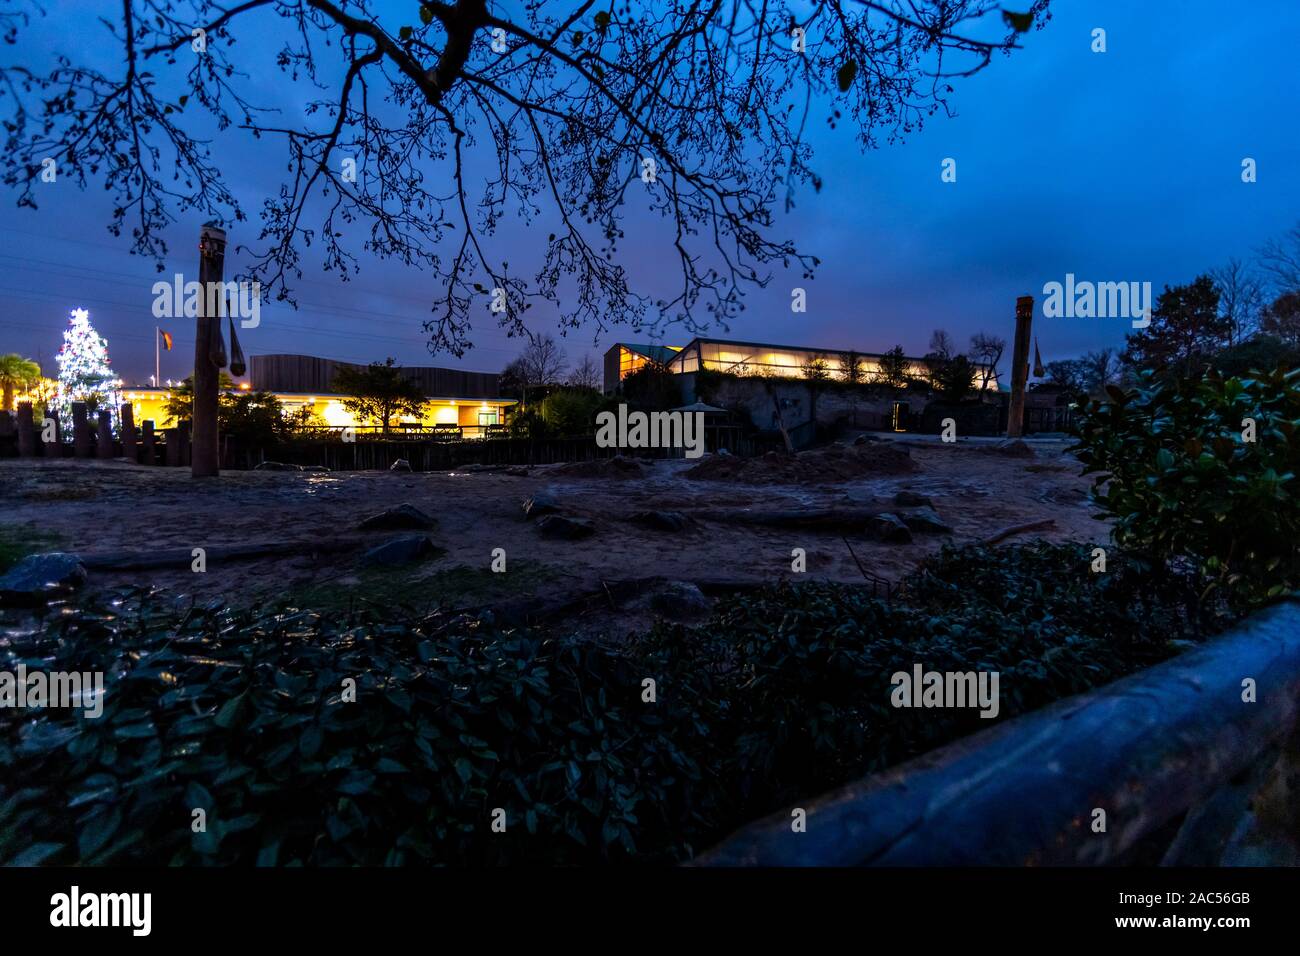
top-left (696, 596), bottom-right (1300, 866)
top-left (292, 424), bottom-right (508, 442)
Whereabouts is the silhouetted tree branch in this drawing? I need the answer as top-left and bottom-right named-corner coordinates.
top-left (1, 0), bottom-right (1050, 357)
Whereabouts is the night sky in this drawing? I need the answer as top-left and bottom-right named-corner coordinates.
top-left (1, 0), bottom-right (1296, 385)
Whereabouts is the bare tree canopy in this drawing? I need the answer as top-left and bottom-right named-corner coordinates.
top-left (968, 330), bottom-right (1004, 389)
top-left (516, 331), bottom-right (568, 386)
top-left (1210, 257), bottom-right (1264, 345)
top-left (1259, 220), bottom-right (1300, 293)
top-left (927, 328), bottom-right (955, 361)
top-left (566, 352), bottom-right (600, 389)
top-left (0, 0), bottom-right (1050, 356)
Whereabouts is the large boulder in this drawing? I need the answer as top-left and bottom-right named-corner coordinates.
top-left (992, 438), bottom-right (1034, 458)
top-left (899, 506), bottom-right (953, 535)
top-left (0, 553), bottom-right (88, 605)
top-left (535, 514), bottom-right (595, 540)
top-left (866, 513), bottom-right (913, 544)
top-left (358, 503), bottom-right (437, 531)
top-left (360, 534), bottom-right (439, 567)
top-left (389, 459), bottom-right (413, 473)
top-left (646, 580), bottom-right (711, 620)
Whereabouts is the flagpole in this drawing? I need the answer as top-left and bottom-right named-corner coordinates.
top-left (155, 326), bottom-right (160, 387)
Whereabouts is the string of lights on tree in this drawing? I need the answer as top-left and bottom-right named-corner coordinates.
top-left (54, 308), bottom-right (122, 426)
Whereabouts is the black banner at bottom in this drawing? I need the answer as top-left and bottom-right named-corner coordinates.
top-left (0, 866), bottom-right (1284, 942)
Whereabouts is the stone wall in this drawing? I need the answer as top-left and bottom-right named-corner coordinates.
top-left (681, 372), bottom-right (936, 432)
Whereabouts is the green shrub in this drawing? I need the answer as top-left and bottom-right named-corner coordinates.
top-left (0, 597), bottom-right (714, 865)
top-left (508, 406), bottom-right (553, 439)
top-left (1073, 367), bottom-right (1300, 607)
top-left (0, 543), bottom-right (1227, 865)
top-left (538, 388), bottom-right (603, 436)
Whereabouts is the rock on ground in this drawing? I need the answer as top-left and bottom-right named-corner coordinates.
top-left (867, 513), bottom-right (913, 544)
top-left (360, 534), bottom-right (439, 567)
top-left (899, 506), bottom-right (953, 534)
top-left (358, 503), bottom-right (437, 531)
top-left (0, 552), bottom-right (88, 604)
top-left (535, 514), bottom-right (595, 540)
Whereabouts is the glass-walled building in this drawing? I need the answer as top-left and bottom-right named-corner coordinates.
top-left (604, 337), bottom-right (997, 394)
top-left (664, 338), bottom-right (936, 381)
top-left (602, 343), bottom-right (684, 393)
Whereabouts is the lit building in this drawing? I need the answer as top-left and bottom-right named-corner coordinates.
top-left (602, 343), bottom-right (683, 394)
top-left (117, 354), bottom-right (516, 437)
top-left (604, 337), bottom-right (991, 393)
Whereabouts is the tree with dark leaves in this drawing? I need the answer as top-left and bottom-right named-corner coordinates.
top-left (332, 357), bottom-right (428, 431)
top-left (0, 0), bottom-right (1050, 357)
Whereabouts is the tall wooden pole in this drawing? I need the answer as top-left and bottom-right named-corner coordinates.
top-left (192, 223), bottom-right (226, 477)
top-left (1006, 295), bottom-right (1034, 438)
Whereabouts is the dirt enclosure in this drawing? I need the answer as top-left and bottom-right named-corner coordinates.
top-left (0, 437), bottom-right (1102, 630)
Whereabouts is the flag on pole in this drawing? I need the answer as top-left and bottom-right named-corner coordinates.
top-left (159, 330), bottom-right (173, 351)
top-left (1033, 337), bottom-right (1044, 378)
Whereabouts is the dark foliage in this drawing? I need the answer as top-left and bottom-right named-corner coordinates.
top-left (1, 542), bottom-right (1224, 866)
top-left (1074, 366), bottom-right (1300, 608)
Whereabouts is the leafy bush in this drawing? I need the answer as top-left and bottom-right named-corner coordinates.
top-left (1074, 367), bottom-right (1300, 607)
top-left (0, 598), bottom-right (712, 865)
top-left (621, 360), bottom-right (681, 409)
top-left (538, 387), bottom-right (603, 436)
top-left (507, 406), bottom-right (554, 439)
top-left (0, 543), bottom-right (1226, 865)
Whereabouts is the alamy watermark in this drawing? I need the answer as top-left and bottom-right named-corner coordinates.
top-left (1042, 273), bottom-right (1152, 328)
top-left (50, 886), bottom-right (151, 936)
top-left (890, 664), bottom-right (1000, 719)
top-left (595, 403), bottom-right (705, 459)
top-left (0, 664), bottom-right (104, 718)
top-left (151, 275), bottom-right (261, 328)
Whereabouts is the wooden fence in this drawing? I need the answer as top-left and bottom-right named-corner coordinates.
top-left (696, 595), bottom-right (1300, 866)
top-left (1, 403), bottom-right (751, 470)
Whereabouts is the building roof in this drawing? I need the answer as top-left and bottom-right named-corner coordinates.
top-left (250, 353), bottom-right (502, 400)
top-left (612, 343), bottom-right (683, 362)
top-left (672, 336), bottom-right (935, 365)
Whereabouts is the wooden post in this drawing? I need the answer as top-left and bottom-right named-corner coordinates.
top-left (15, 401), bottom-right (35, 457)
top-left (72, 402), bottom-right (91, 458)
top-left (179, 420), bottom-right (191, 467)
top-left (192, 223), bottom-right (227, 477)
top-left (120, 403), bottom-right (138, 462)
top-left (165, 427), bottom-right (180, 466)
top-left (96, 410), bottom-right (114, 459)
top-left (142, 420), bottom-right (156, 465)
top-left (1006, 295), bottom-right (1034, 439)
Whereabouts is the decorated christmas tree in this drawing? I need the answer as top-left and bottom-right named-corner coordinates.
top-left (55, 308), bottom-right (121, 425)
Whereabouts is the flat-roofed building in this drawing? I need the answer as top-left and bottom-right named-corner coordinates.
top-left (664, 337), bottom-right (939, 381)
top-left (602, 343), bottom-right (684, 394)
top-left (604, 337), bottom-right (992, 392)
top-left (116, 354), bottom-right (516, 438)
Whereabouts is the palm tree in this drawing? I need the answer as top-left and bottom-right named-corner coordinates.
top-left (0, 354), bottom-right (42, 412)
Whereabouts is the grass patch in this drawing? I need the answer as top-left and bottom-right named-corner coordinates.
top-left (0, 523), bottom-right (61, 573)
top-left (289, 559), bottom-right (565, 614)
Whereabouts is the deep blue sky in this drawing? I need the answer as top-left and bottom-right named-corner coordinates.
top-left (1, 0), bottom-right (1297, 384)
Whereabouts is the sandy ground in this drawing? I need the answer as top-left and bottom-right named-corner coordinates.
top-left (0, 437), bottom-right (1104, 622)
